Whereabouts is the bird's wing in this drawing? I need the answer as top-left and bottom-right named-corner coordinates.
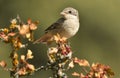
top-left (45, 18), bottom-right (65, 33)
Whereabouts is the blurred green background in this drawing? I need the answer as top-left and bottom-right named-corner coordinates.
top-left (0, 0), bottom-right (120, 78)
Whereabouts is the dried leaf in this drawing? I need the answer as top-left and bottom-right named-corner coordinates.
top-left (68, 61), bottom-right (74, 68)
top-left (91, 63), bottom-right (114, 77)
top-left (0, 32), bottom-right (8, 41)
top-left (58, 69), bottom-right (64, 76)
top-left (28, 18), bottom-right (38, 30)
top-left (12, 37), bottom-right (25, 49)
top-left (18, 24), bottom-right (30, 36)
top-left (53, 34), bottom-right (67, 43)
top-left (29, 23), bottom-right (37, 30)
top-left (8, 32), bottom-right (16, 36)
top-left (3, 28), bottom-right (9, 33)
top-left (21, 55), bottom-right (25, 61)
top-left (48, 47), bottom-right (58, 54)
top-left (26, 64), bottom-right (35, 71)
top-left (53, 33), bottom-right (61, 42)
top-left (10, 19), bottom-right (17, 29)
top-left (0, 61), bottom-right (7, 68)
top-left (13, 52), bottom-right (18, 59)
top-left (13, 59), bottom-right (19, 66)
top-left (106, 69), bottom-right (115, 77)
top-left (27, 49), bottom-right (34, 59)
top-left (72, 72), bottom-right (80, 77)
top-left (11, 19), bottom-right (17, 24)
top-left (74, 57), bottom-right (90, 67)
top-left (26, 33), bottom-right (31, 38)
top-left (27, 18), bottom-right (32, 24)
top-left (18, 67), bottom-right (26, 76)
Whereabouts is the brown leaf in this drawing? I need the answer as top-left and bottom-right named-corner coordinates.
top-left (27, 49), bottom-right (34, 59)
top-left (0, 32), bottom-right (9, 41)
top-left (8, 32), bottom-right (16, 36)
top-left (20, 55), bottom-right (25, 61)
top-left (27, 18), bottom-right (38, 30)
top-left (68, 61), bottom-right (74, 68)
top-left (18, 67), bottom-right (26, 76)
top-left (48, 47), bottom-right (58, 54)
top-left (74, 57), bottom-right (90, 67)
top-left (27, 18), bottom-right (32, 25)
top-left (11, 19), bottom-right (17, 25)
top-left (12, 37), bottom-right (23, 49)
top-left (26, 33), bottom-right (31, 39)
top-left (106, 69), bottom-right (115, 77)
top-left (0, 61), bottom-right (7, 68)
top-left (53, 34), bottom-right (67, 43)
top-left (13, 52), bottom-right (18, 59)
top-left (18, 24), bottom-right (30, 36)
top-left (3, 28), bottom-right (9, 33)
top-left (13, 59), bottom-right (19, 66)
top-left (91, 63), bottom-right (114, 77)
top-left (10, 19), bottom-right (17, 29)
top-left (29, 23), bottom-right (37, 30)
top-left (72, 72), bottom-right (80, 77)
top-left (26, 64), bottom-right (35, 71)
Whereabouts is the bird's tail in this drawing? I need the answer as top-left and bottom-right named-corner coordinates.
top-left (33, 38), bottom-right (42, 44)
top-left (33, 34), bottom-right (53, 44)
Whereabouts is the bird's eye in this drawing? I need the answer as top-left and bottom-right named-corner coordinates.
top-left (68, 10), bottom-right (72, 13)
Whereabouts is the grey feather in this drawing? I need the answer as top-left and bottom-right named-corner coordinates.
top-left (45, 18), bottom-right (65, 33)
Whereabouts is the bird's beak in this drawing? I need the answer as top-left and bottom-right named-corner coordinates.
top-left (60, 12), bottom-right (66, 16)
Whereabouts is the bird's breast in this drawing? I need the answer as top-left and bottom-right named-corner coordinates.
top-left (62, 19), bottom-right (80, 38)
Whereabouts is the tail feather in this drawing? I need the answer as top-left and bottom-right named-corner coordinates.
top-left (33, 38), bottom-right (43, 44)
top-left (33, 34), bottom-right (53, 44)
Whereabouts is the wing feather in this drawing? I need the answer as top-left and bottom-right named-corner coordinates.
top-left (45, 18), bottom-right (65, 33)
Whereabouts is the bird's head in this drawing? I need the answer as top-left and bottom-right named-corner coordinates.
top-left (60, 7), bottom-right (79, 20)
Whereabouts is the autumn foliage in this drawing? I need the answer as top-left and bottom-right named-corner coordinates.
top-left (0, 17), bottom-right (114, 78)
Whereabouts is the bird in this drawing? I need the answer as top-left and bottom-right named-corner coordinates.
top-left (34, 7), bottom-right (80, 44)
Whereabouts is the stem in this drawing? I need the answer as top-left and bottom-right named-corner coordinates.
top-left (14, 65), bottom-right (19, 78)
top-left (10, 50), bottom-right (19, 78)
